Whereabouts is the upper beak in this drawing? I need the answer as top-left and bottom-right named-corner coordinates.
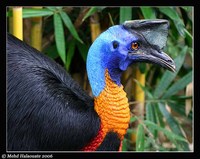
top-left (150, 50), bottom-right (176, 72)
top-left (128, 49), bottom-right (176, 72)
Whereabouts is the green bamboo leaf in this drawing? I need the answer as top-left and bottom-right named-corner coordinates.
top-left (54, 13), bottom-right (66, 64)
top-left (158, 103), bottom-right (183, 135)
top-left (184, 28), bottom-right (193, 47)
top-left (144, 120), bottom-right (188, 143)
top-left (46, 6), bottom-right (58, 11)
top-left (146, 103), bottom-right (155, 122)
top-left (153, 46), bottom-right (188, 98)
top-left (146, 103), bottom-right (157, 137)
top-left (82, 7), bottom-right (106, 22)
top-left (66, 40), bottom-right (75, 71)
top-left (162, 71), bottom-right (192, 99)
top-left (140, 7), bottom-right (156, 19)
top-left (159, 7), bottom-right (185, 37)
top-left (168, 100), bottom-right (192, 120)
top-left (170, 95), bottom-right (192, 100)
top-left (60, 11), bottom-right (83, 43)
top-left (82, 7), bottom-right (98, 22)
top-left (154, 104), bottom-right (165, 128)
top-left (120, 7), bottom-right (132, 24)
top-left (158, 103), bottom-right (189, 150)
top-left (136, 124), bottom-right (145, 151)
top-left (159, 7), bottom-right (179, 20)
top-left (184, 28), bottom-right (193, 41)
top-left (22, 8), bottom-right (54, 18)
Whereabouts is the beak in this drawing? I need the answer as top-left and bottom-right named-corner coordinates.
top-left (128, 49), bottom-right (176, 72)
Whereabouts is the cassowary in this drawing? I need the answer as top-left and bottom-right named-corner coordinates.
top-left (7, 19), bottom-right (176, 151)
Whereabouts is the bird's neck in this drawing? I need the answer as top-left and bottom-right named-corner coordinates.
top-left (86, 37), bottom-right (123, 97)
top-left (87, 45), bottom-right (130, 141)
top-left (94, 69), bottom-right (130, 141)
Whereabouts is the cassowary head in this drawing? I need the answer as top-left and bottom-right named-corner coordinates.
top-left (87, 19), bottom-right (176, 97)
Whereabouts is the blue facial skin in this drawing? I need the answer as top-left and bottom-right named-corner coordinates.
top-left (86, 25), bottom-right (138, 97)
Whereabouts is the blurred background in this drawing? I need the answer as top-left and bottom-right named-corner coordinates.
top-left (7, 6), bottom-right (193, 151)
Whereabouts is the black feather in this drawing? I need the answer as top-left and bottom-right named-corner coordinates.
top-left (7, 33), bottom-right (100, 151)
top-left (96, 132), bottom-right (121, 151)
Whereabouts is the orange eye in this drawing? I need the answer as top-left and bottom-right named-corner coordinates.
top-left (131, 42), bottom-right (139, 50)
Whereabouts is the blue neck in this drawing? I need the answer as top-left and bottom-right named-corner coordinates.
top-left (86, 38), bottom-right (107, 97)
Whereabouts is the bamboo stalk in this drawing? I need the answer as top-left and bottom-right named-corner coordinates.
top-left (90, 13), bottom-right (101, 42)
top-left (13, 6), bottom-right (23, 40)
top-left (135, 68), bottom-right (145, 117)
top-left (31, 7), bottom-right (43, 51)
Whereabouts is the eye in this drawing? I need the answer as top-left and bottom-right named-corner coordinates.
top-left (131, 42), bottom-right (139, 50)
top-left (112, 41), bottom-right (119, 49)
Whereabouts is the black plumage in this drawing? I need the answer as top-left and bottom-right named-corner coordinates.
top-left (7, 33), bottom-right (114, 150)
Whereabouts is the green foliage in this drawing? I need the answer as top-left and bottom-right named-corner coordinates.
top-left (23, 8), bottom-right (54, 18)
top-left (146, 103), bottom-right (157, 137)
top-left (7, 7), bottom-right (84, 70)
top-left (7, 8), bottom-right (54, 18)
top-left (136, 124), bottom-right (145, 151)
top-left (144, 120), bottom-right (188, 143)
top-left (159, 7), bottom-right (185, 37)
top-left (158, 103), bottom-right (189, 150)
top-left (66, 40), bottom-right (76, 70)
top-left (153, 46), bottom-right (188, 98)
top-left (140, 7), bottom-right (156, 19)
top-left (54, 13), bottom-right (66, 64)
top-left (119, 6), bottom-right (193, 151)
top-left (60, 11), bottom-right (83, 43)
top-left (82, 7), bottom-right (106, 22)
top-left (120, 7), bottom-right (132, 23)
top-left (162, 70), bottom-right (192, 99)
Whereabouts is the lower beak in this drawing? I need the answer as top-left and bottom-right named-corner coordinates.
top-left (129, 50), bottom-right (176, 72)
